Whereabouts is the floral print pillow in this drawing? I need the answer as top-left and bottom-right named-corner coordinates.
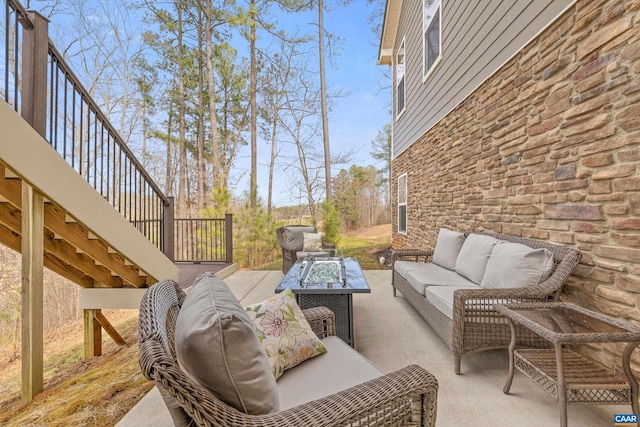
top-left (245, 289), bottom-right (327, 380)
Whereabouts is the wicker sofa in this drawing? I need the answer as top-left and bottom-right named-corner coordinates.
top-left (139, 279), bottom-right (439, 426)
top-left (276, 225), bottom-right (336, 273)
top-left (391, 229), bottom-right (581, 375)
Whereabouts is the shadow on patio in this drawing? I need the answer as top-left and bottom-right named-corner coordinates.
top-left (119, 270), bottom-right (618, 427)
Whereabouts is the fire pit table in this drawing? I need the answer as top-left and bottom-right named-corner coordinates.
top-left (276, 256), bottom-right (370, 347)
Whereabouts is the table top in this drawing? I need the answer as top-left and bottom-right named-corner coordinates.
top-left (495, 302), bottom-right (640, 344)
top-left (276, 256), bottom-right (370, 294)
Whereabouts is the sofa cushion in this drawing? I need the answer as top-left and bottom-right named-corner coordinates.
top-left (405, 263), bottom-right (477, 295)
top-left (245, 289), bottom-right (327, 380)
top-left (175, 273), bottom-right (279, 414)
top-left (432, 228), bottom-right (466, 270)
top-left (425, 285), bottom-right (482, 320)
top-left (283, 226), bottom-right (316, 250)
top-left (277, 336), bottom-right (383, 410)
top-left (454, 234), bottom-right (499, 284)
top-left (394, 260), bottom-right (430, 279)
top-left (481, 242), bottom-right (555, 289)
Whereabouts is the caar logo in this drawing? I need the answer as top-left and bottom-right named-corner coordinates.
top-left (614, 414), bottom-right (638, 426)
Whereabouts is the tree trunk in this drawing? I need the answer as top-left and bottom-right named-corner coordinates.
top-left (176, 0), bottom-right (187, 217)
top-left (294, 134), bottom-right (316, 229)
top-left (267, 115), bottom-right (277, 217)
top-left (197, 7), bottom-right (206, 212)
top-left (318, 0), bottom-right (331, 200)
top-left (165, 89), bottom-right (174, 196)
top-left (205, 0), bottom-right (221, 201)
top-left (249, 0), bottom-right (258, 210)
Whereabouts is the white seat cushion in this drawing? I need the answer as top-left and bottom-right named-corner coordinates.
top-left (405, 263), bottom-right (477, 295)
top-left (454, 234), bottom-right (499, 284)
top-left (277, 336), bottom-right (383, 410)
top-left (394, 260), bottom-right (431, 279)
top-left (481, 242), bottom-right (555, 289)
top-left (425, 285), bottom-right (482, 320)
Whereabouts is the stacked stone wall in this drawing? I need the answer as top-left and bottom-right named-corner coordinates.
top-left (392, 0), bottom-right (640, 368)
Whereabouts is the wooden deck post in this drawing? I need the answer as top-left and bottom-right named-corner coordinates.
top-left (21, 185), bottom-right (44, 403)
top-left (225, 213), bottom-right (233, 264)
top-left (163, 196), bottom-right (175, 261)
top-left (84, 309), bottom-right (102, 358)
top-left (21, 12), bottom-right (48, 133)
top-left (20, 11), bottom-right (48, 404)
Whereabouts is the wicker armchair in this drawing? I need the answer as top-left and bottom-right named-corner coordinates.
top-left (276, 225), bottom-right (336, 273)
top-left (139, 279), bottom-right (439, 427)
top-left (391, 231), bottom-right (581, 375)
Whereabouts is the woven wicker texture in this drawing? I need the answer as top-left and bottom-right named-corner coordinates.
top-left (500, 303), bottom-right (640, 426)
top-left (297, 294), bottom-right (352, 346)
top-left (139, 280), bottom-right (439, 426)
top-left (514, 349), bottom-right (632, 404)
top-left (391, 231), bottom-right (581, 374)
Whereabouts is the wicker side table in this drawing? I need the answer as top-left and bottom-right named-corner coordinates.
top-left (496, 302), bottom-right (640, 427)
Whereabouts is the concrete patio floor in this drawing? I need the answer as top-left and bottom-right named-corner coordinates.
top-left (118, 270), bottom-right (620, 427)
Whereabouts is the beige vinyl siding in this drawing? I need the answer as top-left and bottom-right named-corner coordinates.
top-left (392, 0), bottom-right (576, 158)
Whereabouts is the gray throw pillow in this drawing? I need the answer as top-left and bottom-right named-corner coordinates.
top-left (432, 228), bottom-right (466, 270)
top-left (481, 242), bottom-right (555, 289)
top-left (175, 272), bottom-right (279, 414)
top-left (454, 234), bottom-right (499, 284)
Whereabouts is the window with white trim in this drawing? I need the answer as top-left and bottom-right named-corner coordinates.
top-left (423, 0), bottom-right (441, 79)
top-left (395, 39), bottom-right (405, 118)
top-left (398, 173), bottom-right (407, 234)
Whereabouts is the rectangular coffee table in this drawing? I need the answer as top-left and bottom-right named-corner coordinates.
top-left (275, 256), bottom-right (370, 347)
top-left (496, 302), bottom-right (640, 427)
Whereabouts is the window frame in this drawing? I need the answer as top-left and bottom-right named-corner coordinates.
top-left (422, 0), bottom-right (442, 82)
top-left (395, 38), bottom-right (406, 119)
top-left (398, 173), bottom-right (407, 234)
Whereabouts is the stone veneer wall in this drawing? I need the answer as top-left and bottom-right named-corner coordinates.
top-left (392, 0), bottom-right (640, 369)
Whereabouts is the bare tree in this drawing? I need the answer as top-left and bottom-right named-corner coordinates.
top-left (317, 0), bottom-right (332, 201)
top-left (258, 33), bottom-right (309, 216)
top-left (278, 55), bottom-right (325, 227)
top-left (46, 0), bottom-right (147, 147)
top-left (204, 0), bottom-right (221, 200)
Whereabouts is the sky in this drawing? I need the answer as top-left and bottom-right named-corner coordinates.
top-left (39, 0), bottom-right (392, 208)
top-left (234, 1), bottom-right (392, 207)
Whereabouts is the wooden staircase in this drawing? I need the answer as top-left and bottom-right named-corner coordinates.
top-left (0, 163), bottom-right (153, 289)
top-left (0, 98), bottom-right (178, 402)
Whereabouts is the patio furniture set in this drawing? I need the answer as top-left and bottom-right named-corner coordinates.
top-left (139, 275), bottom-right (438, 427)
top-left (391, 228), bottom-right (640, 426)
top-left (137, 225), bottom-right (640, 426)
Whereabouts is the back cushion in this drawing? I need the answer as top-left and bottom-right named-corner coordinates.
top-left (175, 273), bottom-right (279, 414)
top-left (283, 226), bottom-right (316, 250)
top-left (432, 228), bottom-right (466, 270)
top-left (481, 242), bottom-right (555, 289)
top-left (454, 234), bottom-right (499, 284)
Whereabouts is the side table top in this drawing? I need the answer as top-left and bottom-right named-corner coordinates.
top-left (495, 302), bottom-right (640, 344)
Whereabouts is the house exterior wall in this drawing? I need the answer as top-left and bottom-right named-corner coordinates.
top-left (391, 0), bottom-right (640, 369)
top-left (392, 0), bottom-right (576, 157)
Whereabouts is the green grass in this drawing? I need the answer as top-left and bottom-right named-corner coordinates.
top-left (258, 233), bottom-right (390, 271)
